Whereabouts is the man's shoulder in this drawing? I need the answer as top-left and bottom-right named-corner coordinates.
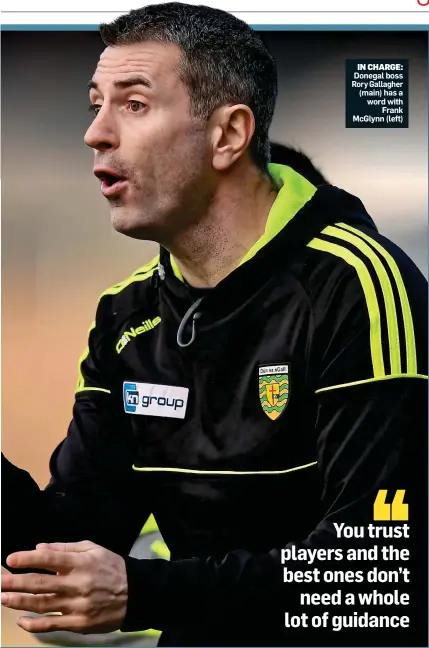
top-left (304, 221), bottom-right (426, 299)
top-left (95, 254), bottom-right (160, 324)
top-left (302, 221), bottom-right (427, 381)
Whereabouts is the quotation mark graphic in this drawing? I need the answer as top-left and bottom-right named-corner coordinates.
top-left (373, 489), bottom-right (408, 521)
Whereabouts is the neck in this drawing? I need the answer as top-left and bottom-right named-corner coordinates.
top-left (165, 165), bottom-right (277, 288)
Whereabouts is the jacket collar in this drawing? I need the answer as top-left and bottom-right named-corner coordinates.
top-left (166, 163), bottom-right (317, 284)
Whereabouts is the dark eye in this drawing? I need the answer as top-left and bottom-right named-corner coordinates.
top-left (127, 100), bottom-right (146, 113)
top-left (88, 104), bottom-right (102, 117)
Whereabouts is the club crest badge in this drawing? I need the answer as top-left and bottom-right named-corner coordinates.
top-left (258, 364), bottom-right (290, 421)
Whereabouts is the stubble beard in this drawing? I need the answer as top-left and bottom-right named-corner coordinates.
top-left (111, 123), bottom-right (212, 244)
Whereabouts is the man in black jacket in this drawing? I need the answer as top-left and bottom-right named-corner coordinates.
top-left (2, 4), bottom-right (427, 647)
top-left (27, 143), bottom-right (329, 648)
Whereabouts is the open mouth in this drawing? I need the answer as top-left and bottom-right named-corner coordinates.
top-left (101, 172), bottom-right (121, 186)
top-left (94, 168), bottom-right (127, 196)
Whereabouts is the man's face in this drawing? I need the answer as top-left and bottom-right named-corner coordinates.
top-left (85, 41), bottom-right (213, 241)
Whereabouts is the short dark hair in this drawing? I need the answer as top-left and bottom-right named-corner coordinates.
top-left (99, 2), bottom-right (277, 169)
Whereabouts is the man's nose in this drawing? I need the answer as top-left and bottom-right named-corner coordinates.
top-left (84, 106), bottom-right (119, 152)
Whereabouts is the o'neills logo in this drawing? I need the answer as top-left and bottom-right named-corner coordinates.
top-left (116, 317), bottom-right (161, 354)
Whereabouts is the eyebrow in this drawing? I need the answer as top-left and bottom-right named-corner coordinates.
top-left (87, 75), bottom-right (153, 92)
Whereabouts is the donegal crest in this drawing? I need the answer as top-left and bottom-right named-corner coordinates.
top-left (259, 364), bottom-right (290, 421)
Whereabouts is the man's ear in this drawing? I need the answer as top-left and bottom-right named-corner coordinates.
top-left (210, 104), bottom-right (255, 171)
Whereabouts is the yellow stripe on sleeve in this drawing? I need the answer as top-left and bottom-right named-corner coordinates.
top-left (338, 223), bottom-right (417, 374)
top-left (307, 238), bottom-right (385, 377)
top-left (324, 225), bottom-right (401, 374)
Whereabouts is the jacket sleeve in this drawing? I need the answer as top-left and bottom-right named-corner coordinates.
top-left (120, 235), bottom-right (428, 639)
top-left (2, 297), bottom-right (148, 568)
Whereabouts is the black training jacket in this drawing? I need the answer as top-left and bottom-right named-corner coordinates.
top-left (2, 164), bottom-right (428, 647)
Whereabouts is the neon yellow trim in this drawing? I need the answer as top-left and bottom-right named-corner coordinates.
top-left (170, 255), bottom-right (184, 282)
top-left (308, 238), bottom-right (384, 377)
top-left (131, 255), bottom-right (159, 276)
top-left (75, 261), bottom-right (158, 392)
top-left (100, 266), bottom-right (157, 297)
top-left (324, 225), bottom-right (401, 374)
top-left (151, 539), bottom-right (171, 560)
top-left (117, 629), bottom-right (161, 637)
top-left (338, 223), bottom-right (417, 374)
top-left (239, 164), bottom-right (316, 265)
top-left (132, 461), bottom-right (317, 475)
top-left (170, 164), bottom-right (316, 283)
top-left (316, 373), bottom-right (428, 394)
top-left (140, 513), bottom-right (159, 536)
top-left (75, 386), bottom-right (111, 394)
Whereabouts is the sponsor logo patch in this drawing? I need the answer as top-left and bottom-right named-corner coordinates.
top-left (123, 381), bottom-right (189, 419)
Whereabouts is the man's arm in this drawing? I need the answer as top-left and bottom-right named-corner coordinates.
top-left (2, 300), bottom-right (148, 567)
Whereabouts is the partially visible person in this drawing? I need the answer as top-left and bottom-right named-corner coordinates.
top-left (269, 142), bottom-right (328, 185)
